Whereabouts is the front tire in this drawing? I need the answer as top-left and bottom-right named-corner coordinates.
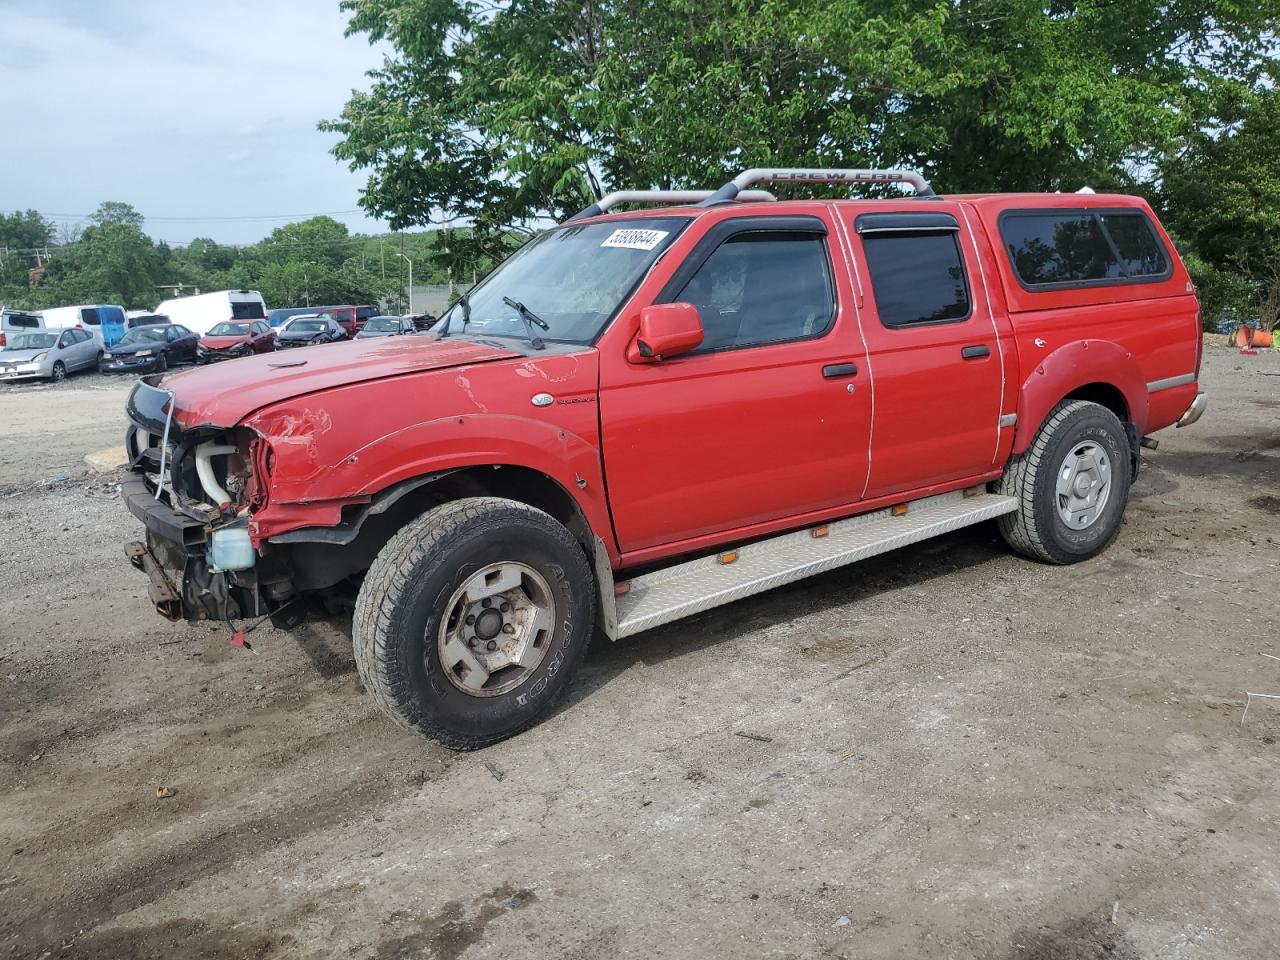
top-left (996, 400), bottom-right (1131, 564)
top-left (155, 351), bottom-right (168, 373)
top-left (51, 361), bottom-right (67, 382)
top-left (353, 497), bottom-right (595, 749)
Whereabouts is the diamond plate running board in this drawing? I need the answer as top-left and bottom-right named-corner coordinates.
top-left (614, 490), bottom-right (1017, 639)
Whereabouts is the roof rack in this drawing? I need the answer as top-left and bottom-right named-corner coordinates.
top-left (567, 189), bottom-right (776, 222)
top-left (697, 167), bottom-right (935, 206)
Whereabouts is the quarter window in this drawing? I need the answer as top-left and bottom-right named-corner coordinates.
top-left (1000, 210), bottom-right (1170, 287)
top-left (1099, 213), bottom-right (1168, 278)
top-left (862, 232), bottom-right (971, 328)
top-left (674, 231), bottom-right (834, 352)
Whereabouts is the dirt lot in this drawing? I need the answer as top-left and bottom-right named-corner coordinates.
top-left (1, 345), bottom-right (1278, 960)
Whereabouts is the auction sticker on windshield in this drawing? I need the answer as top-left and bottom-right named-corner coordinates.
top-left (601, 228), bottom-right (669, 251)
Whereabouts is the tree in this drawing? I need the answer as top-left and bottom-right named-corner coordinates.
top-left (89, 201), bottom-right (146, 229)
top-left (325, 0), bottom-right (1280, 261)
top-left (0, 209), bottom-right (54, 252)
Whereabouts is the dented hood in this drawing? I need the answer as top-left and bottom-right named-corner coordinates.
top-left (161, 336), bottom-right (520, 427)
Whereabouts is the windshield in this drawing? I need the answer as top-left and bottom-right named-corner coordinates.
top-left (208, 322), bottom-right (250, 337)
top-left (6, 332), bottom-right (57, 350)
top-left (438, 217), bottom-right (688, 344)
top-left (364, 317), bottom-right (399, 332)
top-left (119, 326), bottom-right (169, 344)
top-left (289, 320), bottom-right (325, 333)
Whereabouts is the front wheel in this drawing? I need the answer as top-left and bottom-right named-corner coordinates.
top-left (50, 361), bottom-right (67, 382)
top-left (154, 351), bottom-right (168, 373)
top-left (353, 497), bottom-right (595, 749)
top-left (996, 399), bottom-right (1132, 564)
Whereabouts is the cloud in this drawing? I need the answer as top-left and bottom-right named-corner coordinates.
top-left (0, 0), bottom-right (391, 244)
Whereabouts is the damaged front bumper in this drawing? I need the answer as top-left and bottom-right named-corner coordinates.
top-left (122, 473), bottom-right (258, 623)
top-left (120, 379), bottom-right (302, 628)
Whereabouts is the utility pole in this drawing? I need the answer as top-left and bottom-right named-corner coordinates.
top-left (397, 253), bottom-right (413, 316)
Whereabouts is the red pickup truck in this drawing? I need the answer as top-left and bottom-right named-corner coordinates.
top-left (121, 168), bottom-right (1206, 749)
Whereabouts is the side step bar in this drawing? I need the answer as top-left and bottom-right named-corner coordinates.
top-left (612, 489), bottom-right (1017, 639)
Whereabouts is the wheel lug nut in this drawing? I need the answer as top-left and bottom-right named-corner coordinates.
top-left (465, 614), bottom-right (476, 626)
top-left (481, 598), bottom-right (491, 609)
top-left (502, 623), bottom-right (515, 635)
top-left (486, 640), bottom-right (498, 652)
top-left (468, 637), bottom-right (478, 648)
top-left (500, 602), bottom-right (511, 613)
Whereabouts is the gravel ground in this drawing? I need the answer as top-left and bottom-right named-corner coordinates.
top-left (1, 344), bottom-right (1278, 960)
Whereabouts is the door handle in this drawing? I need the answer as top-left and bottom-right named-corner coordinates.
top-left (822, 362), bottom-right (858, 378)
top-left (961, 345), bottom-right (990, 360)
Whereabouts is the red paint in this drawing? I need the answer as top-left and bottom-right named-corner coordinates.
top-left (153, 191), bottom-right (1202, 575)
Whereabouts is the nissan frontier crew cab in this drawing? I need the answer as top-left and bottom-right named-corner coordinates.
top-left (121, 168), bottom-right (1207, 749)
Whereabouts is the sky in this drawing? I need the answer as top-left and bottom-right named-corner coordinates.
top-left (0, 0), bottom-right (392, 246)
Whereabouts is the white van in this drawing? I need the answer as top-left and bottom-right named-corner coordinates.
top-left (153, 290), bottom-right (268, 336)
top-left (0, 307), bottom-right (45, 349)
top-left (39, 304), bottom-right (127, 347)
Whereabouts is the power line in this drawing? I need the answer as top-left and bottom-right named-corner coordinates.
top-left (39, 209), bottom-right (368, 223)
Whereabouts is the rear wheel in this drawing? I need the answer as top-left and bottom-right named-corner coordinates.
top-left (353, 497), bottom-right (595, 749)
top-left (996, 400), bottom-right (1131, 564)
top-left (51, 361), bottom-right (67, 382)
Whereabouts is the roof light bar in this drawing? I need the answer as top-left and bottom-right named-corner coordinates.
top-left (698, 167), bottom-right (936, 206)
top-left (568, 189), bottom-right (777, 222)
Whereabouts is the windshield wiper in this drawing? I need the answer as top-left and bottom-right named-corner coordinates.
top-left (501, 296), bottom-right (549, 350)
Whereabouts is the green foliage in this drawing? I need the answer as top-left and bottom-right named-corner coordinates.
top-left (326, 0), bottom-right (1280, 263)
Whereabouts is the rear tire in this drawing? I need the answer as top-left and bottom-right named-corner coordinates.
top-left (996, 400), bottom-right (1131, 564)
top-left (353, 497), bottom-right (595, 749)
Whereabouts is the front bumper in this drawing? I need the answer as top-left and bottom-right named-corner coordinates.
top-left (0, 363), bottom-right (46, 380)
top-left (122, 473), bottom-right (257, 622)
top-left (198, 347), bottom-right (252, 363)
top-left (102, 355), bottom-right (160, 373)
top-left (1176, 392), bottom-right (1208, 428)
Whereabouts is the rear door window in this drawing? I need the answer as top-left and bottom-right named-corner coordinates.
top-left (861, 232), bottom-right (971, 328)
top-left (231, 301), bottom-right (266, 320)
top-left (81, 308), bottom-right (101, 326)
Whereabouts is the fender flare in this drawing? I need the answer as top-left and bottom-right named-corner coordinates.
top-left (1012, 339), bottom-right (1148, 455)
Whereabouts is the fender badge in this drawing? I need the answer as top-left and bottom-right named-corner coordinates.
top-left (268, 358), bottom-right (307, 368)
top-left (531, 393), bottom-right (554, 407)
top-left (1034, 338), bottom-right (1047, 348)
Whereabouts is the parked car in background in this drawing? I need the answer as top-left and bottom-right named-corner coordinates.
top-left (268, 307), bottom-right (318, 329)
top-left (126, 313), bottom-right (171, 329)
top-left (0, 328), bottom-right (99, 382)
top-left (404, 313), bottom-right (438, 332)
top-left (313, 305), bottom-right (361, 337)
top-left (0, 307), bottom-right (44, 348)
top-left (355, 315), bottom-right (417, 339)
top-left (40, 304), bottom-right (127, 347)
top-left (198, 320), bottom-right (276, 362)
top-left (355, 304), bottom-right (379, 328)
top-left (152, 290), bottom-right (267, 336)
top-left (100, 323), bottom-right (198, 373)
top-left (275, 314), bottom-right (348, 348)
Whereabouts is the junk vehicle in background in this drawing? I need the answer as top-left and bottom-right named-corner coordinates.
top-left (198, 320), bottom-right (276, 362)
top-left (153, 290), bottom-right (267, 337)
top-left (100, 323), bottom-right (198, 374)
top-left (120, 168), bottom-right (1206, 750)
top-left (0, 328), bottom-right (100, 381)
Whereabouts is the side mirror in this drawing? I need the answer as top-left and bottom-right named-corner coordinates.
top-left (628, 303), bottom-right (703, 363)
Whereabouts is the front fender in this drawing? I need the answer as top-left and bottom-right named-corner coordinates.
top-left (248, 412), bottom-right (614, 556)
top-left (1013, 339), bottom-right (1148, 455)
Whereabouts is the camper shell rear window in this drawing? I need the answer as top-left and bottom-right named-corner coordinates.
top-left (998, 208), bottom-right (1172, 291)
top-left (231, 301), bottom-right (266, 320)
